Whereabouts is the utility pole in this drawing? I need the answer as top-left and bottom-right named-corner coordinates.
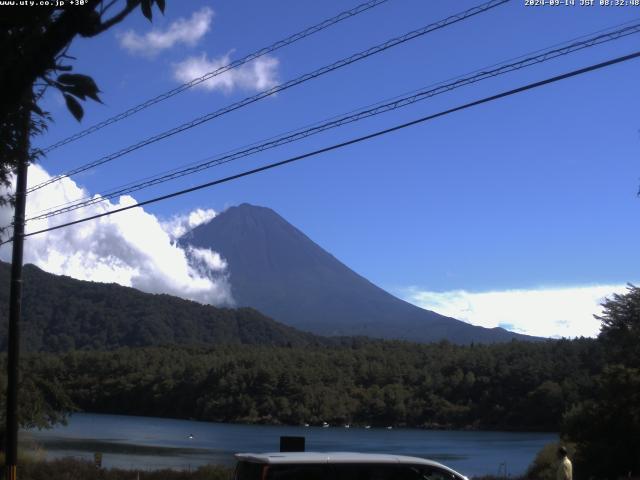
top-left (4, 93), bottom-right (31, 480)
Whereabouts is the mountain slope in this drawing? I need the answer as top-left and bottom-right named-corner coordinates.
top-left (0, 261), bottom-right (322, 352)
top-left (182, 203), bottom-right (535, 344)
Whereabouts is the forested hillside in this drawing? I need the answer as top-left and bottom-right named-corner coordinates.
top-left (6, 338), bottom-right (601, 432)
top-left (0, 262), bottom-right (322, 351)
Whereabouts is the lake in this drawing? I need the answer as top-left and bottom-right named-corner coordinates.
top-left (22, 413), bottom-right (557, 477)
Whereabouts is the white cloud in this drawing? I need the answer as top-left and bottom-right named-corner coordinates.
top-left (173, 53), bottom-right (279, 93)
top-left (187, 246), bottom-right (227, 272)
top-left (406, 285), bottom-right (630, 338)
top-left (161, 208), bottom-right (216, 240)
top-left (0, 165), bottom-right (233, 307)
top-left (118, 7), bottom-right (214, 56)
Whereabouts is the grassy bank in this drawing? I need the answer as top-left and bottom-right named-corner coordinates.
top-left (14, 458), bottom-right (523, 480)
top-left (17, 458), bottom-right (233, 480)
top-left (7, 440), bottom-right (569, 480)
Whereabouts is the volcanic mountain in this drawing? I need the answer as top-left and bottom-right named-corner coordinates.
top-left (181, 203), bottom-right (535, 344)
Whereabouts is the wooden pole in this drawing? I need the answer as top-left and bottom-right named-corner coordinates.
top-left (5, 93), bottom-right (31, 480)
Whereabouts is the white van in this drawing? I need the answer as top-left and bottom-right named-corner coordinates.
top-left (233, 452), bottom-right (469, 480)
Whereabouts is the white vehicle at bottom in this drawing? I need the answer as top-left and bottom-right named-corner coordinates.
top-left (233, 452), bottom-right (469, 480)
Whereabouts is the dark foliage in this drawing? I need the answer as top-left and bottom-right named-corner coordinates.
top-left (595, 284), bottom-right (640, 368)
top-left (0, 262), bottom-right (324, 352)
top-left (0, 354), bottom-right (74, 446)
top-left (8, 338), bottom-right (602, 432)
top-left (16, 457), bottom-right (231, 480)
top-left (561, 285), bottom-right (640, 480)
top-left (0, 261), bottom-right (610, 435)
top-left (0, 0), bottom-right (166, 212)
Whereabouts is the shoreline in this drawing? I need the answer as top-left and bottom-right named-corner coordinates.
top-left (20, 412), bottom-right (557, 476)
top-left (26, 411), bottom-right (558, 435)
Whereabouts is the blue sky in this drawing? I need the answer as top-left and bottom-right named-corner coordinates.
top-left (8, 0), bottom-right (640, 337)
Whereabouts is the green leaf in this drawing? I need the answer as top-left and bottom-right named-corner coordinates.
top-left (63, 94), bottom-right (84, 122)
top-left (57, 73), bottom-right (96, 89)
top-left (56, 73), bottom-right (77, 85)
top-left (87, 91), bottom-right (102, 103)
top-left (156, 0), bottom-right (166, 13)
top-left (57, 74), bottom-right (102, 103)
top-left (141, 0), bottom-right (152, 21)
top-left (58, 84), bottom-right (86, 100)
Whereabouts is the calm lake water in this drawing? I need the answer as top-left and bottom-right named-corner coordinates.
top-left (22, 413), bottom-right (557, 477)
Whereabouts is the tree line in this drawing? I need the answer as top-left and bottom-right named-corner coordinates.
top-left (0, 262), bottom-right (322, 352)
top-left (0, 286), bottom-right (636, 479)
top-left (2, 338), bottom-right (600, 432)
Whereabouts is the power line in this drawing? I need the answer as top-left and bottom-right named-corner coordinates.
top-left (27, 0), bottom-right (510, 194)
top-left (39, 0), bottom-right (391, 155)
top-left (5, 49), bottom-right (638, 245)
top-left (44, 16), bottom-right (640, 217)
top-left (25, 21), bottom-right (640, 223)
top-left (29, 17), bottom-right (640, 220)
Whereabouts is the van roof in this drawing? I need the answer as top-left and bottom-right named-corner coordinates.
top-left (234, 452), bottom-right (454, 470)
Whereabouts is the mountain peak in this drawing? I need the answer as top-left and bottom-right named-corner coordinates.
top-left (230, 202), bottom-right (272, 213)
top-left (183, 204), bottom-right (536, 344)
top-left (214, 203), bottom-right (287, 228)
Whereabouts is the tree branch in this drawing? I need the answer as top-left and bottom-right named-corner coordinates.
top-left (86, 0), bottom-right (141, 37)
top-left (101, 0), bottom-right (120, 16)
top-left (0, 0), bottom-right (144, 118)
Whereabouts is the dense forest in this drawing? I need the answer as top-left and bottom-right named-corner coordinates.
top-left (0, 262), bottom-right (323, 351)
top-left (3, 338), bottom-right (601, 432)
top-left (0, 260), bottom-right (636, 478)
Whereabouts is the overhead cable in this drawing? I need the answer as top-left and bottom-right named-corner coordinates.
top-left (26, 21), bottom-right (640, 222)
top-left (39, 0), bottom-right (392, 154)
top-left (28, 0), bottom-right (510, 194)
top-left (4, 49), bottom-right (637, 245)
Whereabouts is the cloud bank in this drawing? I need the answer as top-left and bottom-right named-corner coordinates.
top-left (161, 208), bottom-right (217, 240)
top-left (118, 7), bottom-right (214, 56)
top-left (173, 53), bottom-right (279, 93)
top-left (406, 284), bottom-right (629, 338)
top-left (0, 165), bottom-right (232, 307)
